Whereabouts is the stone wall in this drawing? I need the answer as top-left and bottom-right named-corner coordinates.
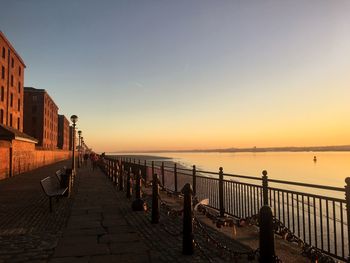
top-left (0, 139), bottom-right (71, 180)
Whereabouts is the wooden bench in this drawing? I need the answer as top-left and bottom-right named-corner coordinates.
top-left (40, 176), bottom-right (68, 212)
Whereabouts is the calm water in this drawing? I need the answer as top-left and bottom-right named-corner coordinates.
top-left (111, 151), bottom-right (350, 258)
top-left (112, 151), bottom-right (350, 189)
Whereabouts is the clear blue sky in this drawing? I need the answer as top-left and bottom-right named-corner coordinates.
top-left (1, 0), bottom-right (350, 152)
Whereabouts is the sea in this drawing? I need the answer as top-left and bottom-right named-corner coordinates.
top-left (109, 151), bottom-right (350, 189)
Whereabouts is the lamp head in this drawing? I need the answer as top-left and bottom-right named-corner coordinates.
top-left (70, 115), bottom-right (78, 124)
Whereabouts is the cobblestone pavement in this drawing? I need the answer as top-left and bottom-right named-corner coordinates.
top-left (0, 161), bottom-right (256, 263)
top-left (50, 165), bottom-right (256, 263)
top-left (0, 160), bottom-right (73, 263)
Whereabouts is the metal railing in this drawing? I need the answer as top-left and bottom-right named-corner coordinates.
top-left (101, 156), bottom-right (349, 262)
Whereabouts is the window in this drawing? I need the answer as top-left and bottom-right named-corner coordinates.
top-left (0, 109), bottom-right (3, 124)
top-left (9, 114), bottom-right (12, 127)
top-left (17, 117), bottom-right (20, 129)
top-left (1, 66), bottom-right (4, 79)
top-left (11, 75), bottom-right (13, 86)
top-left (18, 99), bottom-right (20, 111)
top-left (19, 66), bottom-right (21, 76)
top-left (10, 93), bottom-right (13, 107)
top-left (32, 95), bottom-right (37, 102)
top-left (18, 82), bottom-right (21, 93)
top-left (11, 58), bottom-right (14, 68)
top-left (32, 105), bottom-right (37, 113)
top-left (0, 86), bottom-right (4, 101)
top-left (32, 116), bottom-right (36, 124)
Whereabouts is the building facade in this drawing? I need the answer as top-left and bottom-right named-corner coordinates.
top-left (0, 31), bottom-right (26, 131)
top-left (23, 87), bottom-right (59, 149)
top-left (57, 114), bottom-right (69, 150)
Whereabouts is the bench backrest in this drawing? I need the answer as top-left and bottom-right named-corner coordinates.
top-left (40, 176), bottom-right (60, 196)
top-left (55, 170), bottom-right (63, 182)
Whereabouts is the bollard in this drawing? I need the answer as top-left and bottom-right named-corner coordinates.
top-left (174, 163), bottom-right (178, 193)
top-left (126, 168), bottom-right (131, 198)
top-left (219, 167), bottom-right (225, 217)
top-left (192, 165), bottom-right (196, 196)
top-left (259, 205), bottom-right (276, 263)
top-left (182, 183), bottom-right (194, 255)
top-left (161, 162), bottom-right (165, 187)
top-left (345, 177), bottom-right (350, 261)
top-left (262, 170), bottom-right (268, 206)
top-left (132, 169), bottom-right (145, 211)
top-left (152, 173), bottom-right (160, 224)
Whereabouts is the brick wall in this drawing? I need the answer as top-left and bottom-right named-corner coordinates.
top-left (0, 139), bottom-right (72, 180)
top-left (0, 141), bottom-right (10, 178)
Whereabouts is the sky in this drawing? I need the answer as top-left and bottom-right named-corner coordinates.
top-left (1, 0), bottom-right (349, 152)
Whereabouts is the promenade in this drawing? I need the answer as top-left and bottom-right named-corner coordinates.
top-left (0, 161), bottom-right (254, 263)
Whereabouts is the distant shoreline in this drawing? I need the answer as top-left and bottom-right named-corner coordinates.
top-left (109, 145), bottom-right (350, 154)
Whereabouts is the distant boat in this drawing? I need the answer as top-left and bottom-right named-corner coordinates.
top-left (313, 156), bottom-right (317, 162)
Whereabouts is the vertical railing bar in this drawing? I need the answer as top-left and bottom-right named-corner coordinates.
top-left (326, 200), bottom-right (330, 252)
top-left (247, 184), bottom-right (250, 218)
top-left (282, 192), bottom-right (285, 226)
top-left (256, 186), bottom-right (260, 218)
top-left (292, 193), bottom-right (295, 234)
top-left (340, 202), bottom-right (344, 259)
top-left (244, 184), bottom-right (248, 218)
top-left (297, 194), bottom-right (300, 239)
top-left (302, 195), bottom-right (306, 243)
top-left (250, 185), bottom-right (253, 217)
top-left (313, 197), bottom-right (317, 248)
top-left (273, 190), bottom-right (276, 219)
top-left (307, 196), bottom-right (311, 245)
top-left (333, 200), bottom-right (337, 256)
top-left (287, 192), bottom-right (290, 230)
top-left (320, 198), bottom-right (324, 251)
top-left (277, 190), bottom-right (281, 221)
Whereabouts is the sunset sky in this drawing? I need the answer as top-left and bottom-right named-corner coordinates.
top-left (1, 1), bottom-right (349, 152)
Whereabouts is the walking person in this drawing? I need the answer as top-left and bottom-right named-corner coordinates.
top-left (91, 153), bottom-right (98, 171)
top-left (83, 153), bottom-right (89, 167)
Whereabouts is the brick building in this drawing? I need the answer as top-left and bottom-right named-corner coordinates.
top-left (57, 114), bottom-right (69, 150)
top-left (0, 31), bottom-right (26, 131)
top-left (23, 87), bottom-right (59, 149)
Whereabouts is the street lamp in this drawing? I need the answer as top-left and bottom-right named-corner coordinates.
top-left (70, 115), bottom-right (78, 174)
top-left (78, 130), bottom-right (82, 168)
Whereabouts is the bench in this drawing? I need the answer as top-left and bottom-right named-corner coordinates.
top-left (55, 166), bottom-right (67, 185)
top-left (40, 176), bottom-right (68, 212)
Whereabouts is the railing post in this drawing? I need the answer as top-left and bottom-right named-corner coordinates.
top-left (174, 163), bottom-right (178, 193)
top-left (161, 162), bottom-right (165, 187)
top-left (118, 163), bottom-right (123, 191)
top-left (132, 168), bottom-right (145, 211)
top-left (219, 167), bottom-right (225, 217)
top-left (259, 205), bottom-right (276, 262)
top-left (152, 161), bottom-right (154, 180)
top-left (182, 183), bottom-right (194, 255)
top-left (345, 177), bottom-right (350, 261)
top-left (192, 165), bottom-right (196, 196)
top-left (152, 173), bottom-right (160, 224)
top-left (262, 170), bottom-right (268, 206)
top-left (144, 160), bottom-right (147, 182)
top-left (126, 167), bottom-right (131, 198)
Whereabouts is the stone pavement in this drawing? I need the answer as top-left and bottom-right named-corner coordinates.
top-left (0, 160), bottom-right (72, 263)
top-left (0, 161), bottom-right (256, 263)
top-left (50, 164), bottom-right (255, 263)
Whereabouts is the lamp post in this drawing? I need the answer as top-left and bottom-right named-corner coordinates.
top-left (70, 115), bottom-right (78, 174)
top-left (78, 130), bottom-right (82, 168)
